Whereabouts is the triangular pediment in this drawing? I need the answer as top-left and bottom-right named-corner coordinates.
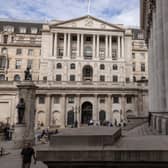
top-left (50, 15), bottom-right (124, 31)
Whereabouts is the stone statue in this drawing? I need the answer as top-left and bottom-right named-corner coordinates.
top-left (24, 67), bottom-right (32, 81)
top-left (16, 98), bottom-right (25, 124)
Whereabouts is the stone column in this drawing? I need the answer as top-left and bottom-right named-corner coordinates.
top-left (107, 94), bottom-right (112, 122)
top-left (163, 0), bottom-right (168, 112)
top-left (118, 36), bottom-right (121, 58)
top-left (54, 33), bottom-right (57, 57)
top-left (77, 33), bottom-right (80, 59)
top-left (46, 95), bottom-right (51, 127)
top-left (76, 94), bottom-right (81, 127)
top-left (67, 33), bottom-right (71, 59)
top-left (13, 81), bottom-right (38, 148)
top-left (96, 35), bottom-right (99, 59)
top-left (49, 33), bottom-right (53, 57)
top-left (105, 35), bottom-right (108, 59)
top-left (93, 94), bottom-right (98, 123)
top-left (121, 95), bottom-right (126, 122)
top-left (109, 36), bottom-right (112, 60)
top-left (93, 34), bottom-right (96, 59)
top-left (80, 34), bottom-right (84, 58)
top-left (121, 36), bottom-right (124, 58)
top-left (61, 94), bottom-right (66, 127)
top-left (63, 33), bottom-right (67, 58)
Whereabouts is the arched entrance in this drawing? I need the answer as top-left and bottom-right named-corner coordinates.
top-left (67, 111), bottom-right (74, 125)
top-left (81, 102), bottom-right (92, 124)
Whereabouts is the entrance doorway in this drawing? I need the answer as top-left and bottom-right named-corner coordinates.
top-left (81, 102), bottom-right (92, 124)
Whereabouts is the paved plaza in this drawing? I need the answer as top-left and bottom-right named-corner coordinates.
top-left (0, 123), bottom-right (165, 168)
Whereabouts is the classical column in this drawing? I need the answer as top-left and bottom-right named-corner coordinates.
top-left (49, 33), bottom-right (54, 57)
top-left (96, 35), bottom-right (99, 58)
top-left (121, 36), bottom-right (124, 58)
top-left (118, 36), bottom-right (121, 58)
top-left (76, 94), bottom-right (81, 126)
top-left (54, 33), bottom-right (57, 57)
top-left (63, 33), bottom-right (67, 58)
top-left (61, 94), bottom-right (66, 127)
top-left (93, 34), bottom-right (96, 59)
top-left (46, 95), bottom-right (51, 127)
top-left (80, 34), bottom-right (84, 58)
top-left (105, 35), bottom-right (108, 59)
top-left (67, 33), bottom-right (71, 58)
top-left (77, 33), bottom-right (80, 59)
top-left (93, 94), bottom-right (98, 123)
top-left (109, 36), bottom-right (112, 60)
top-left (107, 94), bottom-right (112, 122)
top-left (121, 95), bottom-right (126, 122)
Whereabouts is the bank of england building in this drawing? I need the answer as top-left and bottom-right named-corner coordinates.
top-left (0, 15), bottom-right (148, 128)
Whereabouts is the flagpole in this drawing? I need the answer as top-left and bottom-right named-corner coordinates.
top-left (87, 0), bottom-right (91, 15)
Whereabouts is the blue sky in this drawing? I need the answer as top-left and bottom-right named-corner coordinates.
top-left (0, 0), bottom-right (140, 26)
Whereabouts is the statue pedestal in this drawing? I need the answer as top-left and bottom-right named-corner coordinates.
top-left (13, 81), bottom-right (37, 148)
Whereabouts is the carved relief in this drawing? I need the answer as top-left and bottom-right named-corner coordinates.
top-left (100, 23), bottom-right (106, 29)
top-left (71, 22), bottom-right (77, 27)
top-left (85, 18), bottom-right (93, 27)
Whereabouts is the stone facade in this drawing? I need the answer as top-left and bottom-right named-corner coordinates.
top-left (140, 0), bottom-right (168, 134)
top-left (0, 15), bottom-right (148, 128)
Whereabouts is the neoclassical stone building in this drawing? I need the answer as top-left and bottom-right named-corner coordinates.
top-left (0, 15), bottom-right (148, 128)
top-left (141, 0), bottom-right (168, 134)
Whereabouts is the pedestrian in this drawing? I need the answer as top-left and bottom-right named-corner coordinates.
top-left (21, 143), bottom-right (36, 168)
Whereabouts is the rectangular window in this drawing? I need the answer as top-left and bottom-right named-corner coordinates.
top-left (72, 35), bottom-right (77, 41)
top-left (71, 48), bottom-right (77, 58)
top-left (113, 96), bottom-right (119, 104)
top-left (56, 74), bottom-right (62, 81)
top-left (113, 75), bottom-right (118, 82)
top-left (28, 49), bottom-right (34, 56)
top-left (39, 95), bottom-right (45, 104)
top-left (3, 35), bottom-right (8, 43)
top-left (141, 63), bottom-right (145, 72)
top-left (58, 48), bottom-right (63, 58)
top-left (15, 60), bottom-right (22, 69)
top-left (70, 75), bottom-right (75, 81)
top-left (126, 77), bottom-right (130, 83)
top-left (43, 76), bottom-right (47, 81)
top-left (112, 49), bottom-right (117, 60)
top-left (86, 36), bottom-right (92, 42)
top-left (100, 75), bottom-right (105, 82)
top-left (16, 48), bottom-right (22, 55)
top-left (99, 48), bottom-right (105, 60)
top-left (100, 98), bottom-right (105, 104)
top-left (27, 59), bottom-right (33, 69)
top-left (0, 56), bottom-right (6, 69)
top-left (53, 96), bottom-right (60, 104)
top-left (68, 96), bottom-right (74, 103)
top-left (127, 96), bottom-right (132, 104)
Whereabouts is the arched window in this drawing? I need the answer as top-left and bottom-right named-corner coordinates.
top-left (14, 74), bottom-right (20, 81)
top-left (82, 65), bottom-right (93, 81)
top-left (56, 63), bottom-right (62, 69)
top-left (0, 74), bottom-right (5, 80)
top-left (113, 64), bottom-right (118, 70)
top-left (84, 46), bottom-right (92, 59)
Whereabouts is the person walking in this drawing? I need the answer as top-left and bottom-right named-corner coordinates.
top-left (21, 143), bottom-right (36, 168)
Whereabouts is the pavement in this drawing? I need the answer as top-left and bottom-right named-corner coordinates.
top-left (0, 123), bottom-right (165, 167)
top-left (0, 141), bottom-right (47, 168)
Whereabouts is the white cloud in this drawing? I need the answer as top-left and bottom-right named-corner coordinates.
top-left (0, 0), bottom-right (139, 26)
